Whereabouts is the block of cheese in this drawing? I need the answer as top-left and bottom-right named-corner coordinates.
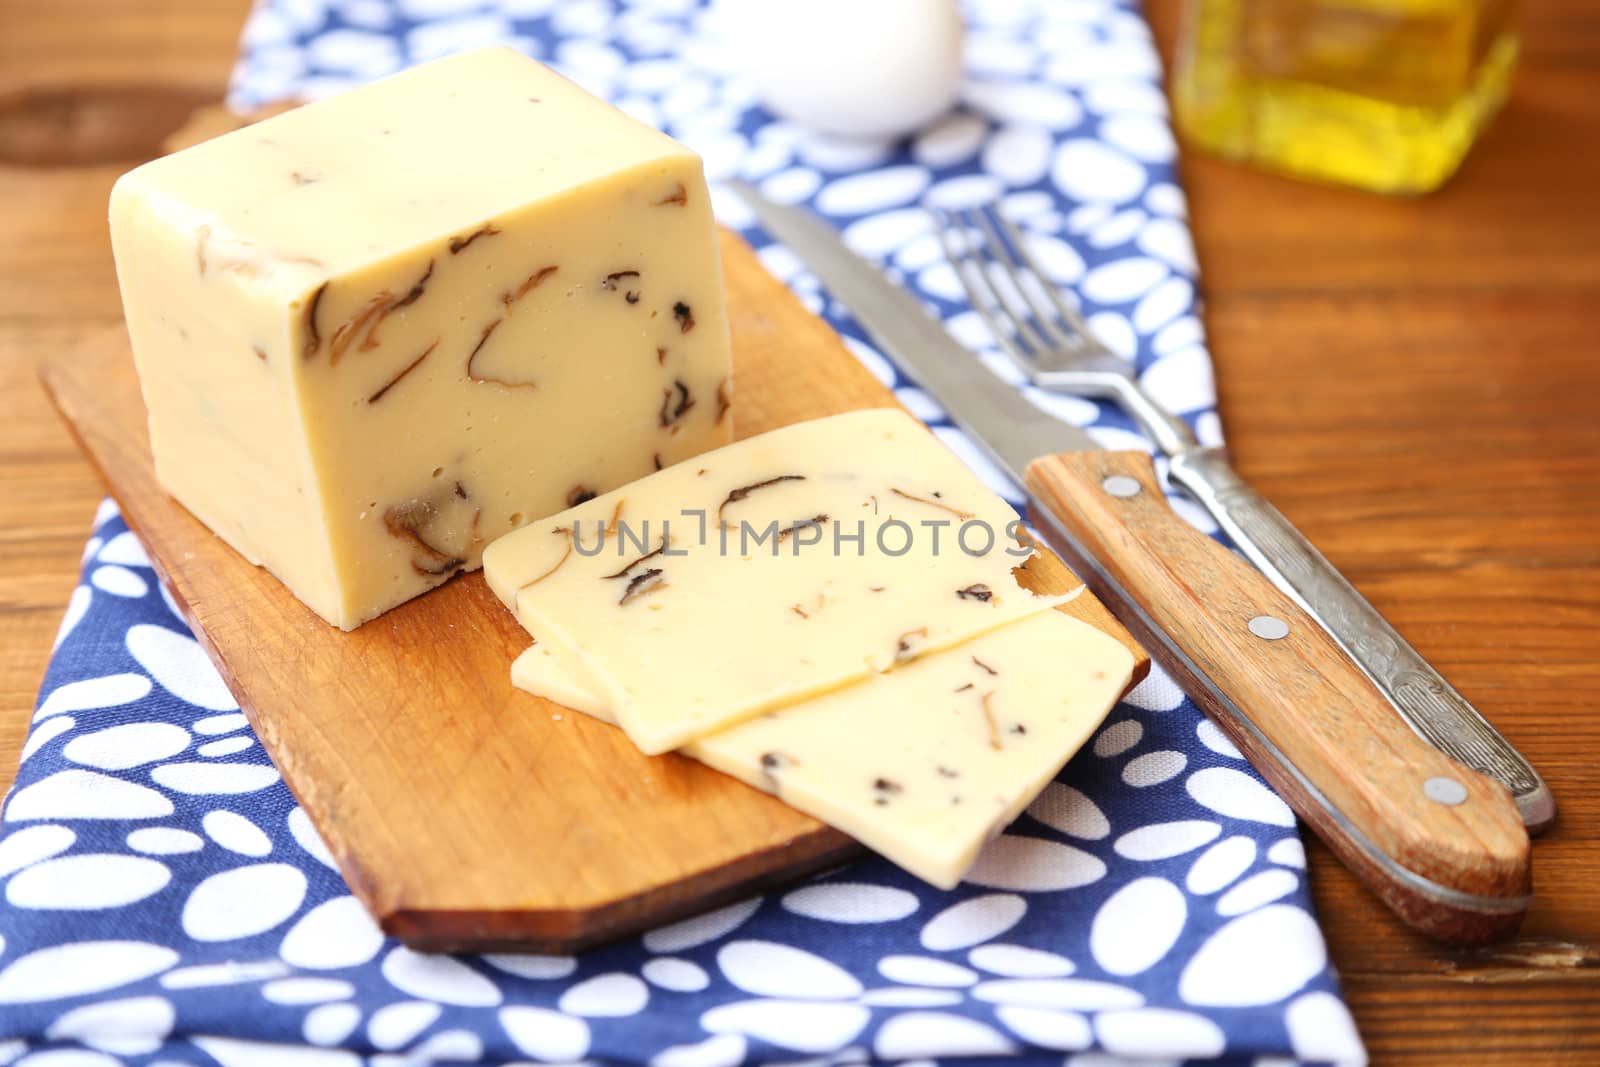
top-left (109, 47), bottom-right (732, 629)
top-left (511, 610), bottom-right (1136, 888)
top-left (482, 408), bottom-right (1068, 753)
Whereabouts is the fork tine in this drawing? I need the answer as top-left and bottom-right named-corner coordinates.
top-left (987, 204), bottom-right (1101, 345)
top-left (950, 206), bottom-right (1061, 356)
top-left (970, 204), bottom-right (1086, 354)
top-left (929, 205), bottom-right (1042, 383)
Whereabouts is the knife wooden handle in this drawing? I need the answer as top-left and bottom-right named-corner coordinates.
top-left (1167, 445), bottom-right (1555, 831)
top-left (1026, 449), bottom-right (1531, 943)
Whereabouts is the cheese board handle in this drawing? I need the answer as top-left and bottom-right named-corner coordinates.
top-left (1024, 449), bottom-right (1532, 944)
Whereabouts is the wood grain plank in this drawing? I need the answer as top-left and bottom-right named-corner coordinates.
top-left (38, 229), bottom-right (1145, 951)
top-left (1135, 0), bottom-right (1600, 1055)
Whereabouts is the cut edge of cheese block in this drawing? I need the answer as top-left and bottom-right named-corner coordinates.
top-left (510, 608), bottom-right (1136, 889)
top-left (483, 408), bottom-right (1075, 753)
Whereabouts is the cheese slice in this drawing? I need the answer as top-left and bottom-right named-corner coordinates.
top-left (109, 47), bottom-right (732, 629)
top-left (482, 409), bottom-right (1068, 753)
top-left (511, 610), bottom-right (1135, 888)
top-left (515, 642), bottom-right (613, 719)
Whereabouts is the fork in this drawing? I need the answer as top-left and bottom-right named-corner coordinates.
top-left (929, 200), bottom-right (1554, 832)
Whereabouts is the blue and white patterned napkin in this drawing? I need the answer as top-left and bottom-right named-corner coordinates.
top-left (0, 1), bottom-right (1368, 1064)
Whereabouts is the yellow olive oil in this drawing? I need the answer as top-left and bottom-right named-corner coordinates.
top-left (1173, 0), bottom-right (1519, 194)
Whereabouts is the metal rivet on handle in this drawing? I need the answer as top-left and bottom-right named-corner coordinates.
top-left (1248, 615), bottom-right (1290, 641)
top-left (1424, 776), bottom-right (1469, 806)
top-left (1102, 475), bottom-right (1142, 499)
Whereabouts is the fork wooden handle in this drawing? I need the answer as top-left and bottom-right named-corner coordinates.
top-left (1026, 449), bottom-right (1531, 943)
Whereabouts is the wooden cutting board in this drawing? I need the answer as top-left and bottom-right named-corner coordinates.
top-left (40, 228), bottom-right (1148, 952)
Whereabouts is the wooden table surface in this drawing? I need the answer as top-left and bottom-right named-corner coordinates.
top-left (1, 0), bottom-right (1596, 1061)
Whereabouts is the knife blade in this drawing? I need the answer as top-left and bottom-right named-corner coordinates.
top-left (732, 181), bottom-right (1533, 943)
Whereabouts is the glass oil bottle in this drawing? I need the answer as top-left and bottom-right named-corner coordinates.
top-left (1173, 0), bottom-right (1519, 194)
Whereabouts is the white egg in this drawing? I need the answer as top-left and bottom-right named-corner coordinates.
top-left (727, 0), bottom-right (965, 141)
